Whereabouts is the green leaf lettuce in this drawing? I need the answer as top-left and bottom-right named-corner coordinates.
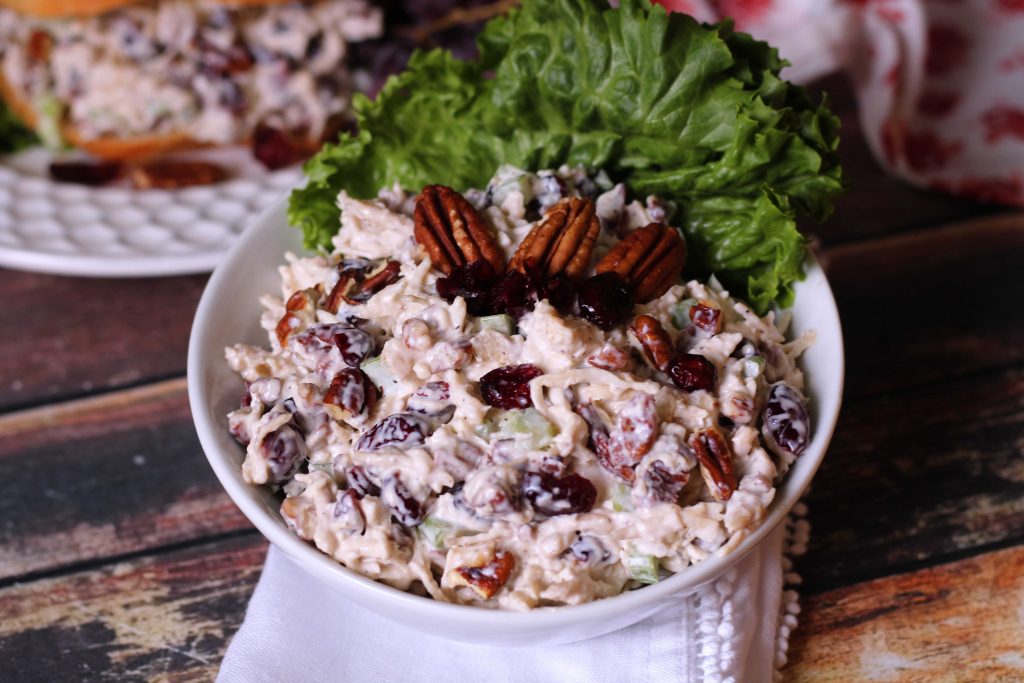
top-left (289, 0), bottom-right (842, 312)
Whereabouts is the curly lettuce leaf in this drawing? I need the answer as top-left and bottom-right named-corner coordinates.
top-left (289, 0), bottom-right (842, 311)
top-left (0, 100), bottom-right (38, 154)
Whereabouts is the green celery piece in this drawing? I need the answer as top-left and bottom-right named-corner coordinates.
top-left (479, 314), bottom-right (515, 335)
top-left (418, 517), bottom-right (455, 550)
top-left (626, 553), bottom-right (660, 584)
top-left (743, 355), bottom-right (766, 378)
top-left (360, 356), bottom-right (398, 395)
top-left (611, 482), bottom-right (633, 512)
top-left (671, 298), bottom-right (698, 330)
top-left (499, 408), bottom-right (557, 449)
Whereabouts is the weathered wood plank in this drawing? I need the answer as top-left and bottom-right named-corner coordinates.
top-left (786, 544), bottom-right (1024, 682)
top-left (0, 269), bottom-right (207, 411)
top-left (826, 213), bottom-right (1024, 398)
top-left (0, 534), bottom-right (265, 683)
top-left (799, 366), bottom-right (1024, 593)
top-left (806, 75), bottom-right (1004, 247)
top-left (0, 378), bottom-right (249, 581)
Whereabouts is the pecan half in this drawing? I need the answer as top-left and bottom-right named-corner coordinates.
top-left (325, 260), bottom-right (401, 312)
top-left (275, 288), bottom-right (320, 346)
top-left (451, 550), bottom-right (516, 600)
top-left (631, 314), bottom-right (675, 372)
top-left (586, 343), bottom-right (631, 371)
top-left (689, 428), bottom-right (737, 501)
top-left (578, 395), bottom-right (657, 482)
top-left (509, 197), bottom-right (600, 280)
top-left (414, 185), bottom-right (505, 275)
top-left (130, 160), bottom-right (227, 189)
top-left (596, 223), bottom-right (686, 303)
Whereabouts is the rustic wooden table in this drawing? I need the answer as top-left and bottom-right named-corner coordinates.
top-left (0, 76), bottom-right (1021, 682)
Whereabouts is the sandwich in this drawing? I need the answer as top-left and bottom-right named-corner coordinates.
top-left (0, 0), bottom-right (383, 163)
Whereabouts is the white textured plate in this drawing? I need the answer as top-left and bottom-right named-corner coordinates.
top-left (0, 146), bottom-right (303, 277)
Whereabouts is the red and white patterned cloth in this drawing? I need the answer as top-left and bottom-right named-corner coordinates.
top-left (656, 0), bottom-right (1024, 206)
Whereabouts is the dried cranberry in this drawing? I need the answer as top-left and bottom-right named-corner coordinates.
top-left (440, 481), bottom-right (465, 496)
top-left (492, 267), bottom-right (575, 319)
top-left (261, 424), bottom-right (306, 484)
top-left (296, 324), bottom-right (374, 367)
top-left (568, 532), bottom-right (611, 565)
top-left (479, 364), bottom-right (543, 409)
top-left (643, 461), bottom-right (690, 504)
top-left (522, 471), bottom-right (597, 516)
top-left (253, 123), bottom-right (305, 170)
top-left (762, 383), bottom-right (811, 457)
top-left (436, 260), bottom-right (501, 316)
top-left (668, 354), bottom-right (717, 392)
top-left (346, 465), bottom-right (380, 497)
top-left (331, 327), bottom-right (375, 367)
top-left (333, 489), bottom-right (366, 534)
top-left (324, 368), bottom-right (377, 417)
top-left (407, 381), bottom-right (455, 423)
top-left (49, 160), bottom-right (121, 186)
top-left (577, 272), bottom-right (633, 330)
top-left (381, 474), bottom-right (424, 526)
top-left (355, 412), bottom-right (431, 451)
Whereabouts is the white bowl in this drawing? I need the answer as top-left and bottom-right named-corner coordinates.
top-left (188, 196), bottom-right (844, 647)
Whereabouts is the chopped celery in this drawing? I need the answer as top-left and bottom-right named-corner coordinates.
top-left (499, 408), bottom-right (556, 449)
top-left (360, 356), bottom-right (399, 394)
top-left (611, 482), bottom-right (633, 512)
top-left (475, 412), bottom-right (502, 439)
top-left (418, 516), bottom-right (455, 550)
top-left (670, 298), bottom-right (698, 330)
top-left (626, 553), bottom-right (660, 584)
top-left (479, 314), bottom-right (515, 336)
top-left (743, 356), bottom-right (766, 378)
top-left (307, 461), bottom-right (334, 474)
top-left (34, 95), bottom-right (64, 149)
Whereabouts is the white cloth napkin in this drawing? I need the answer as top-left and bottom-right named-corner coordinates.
top-left (218, 522), bottom-right (798, 683)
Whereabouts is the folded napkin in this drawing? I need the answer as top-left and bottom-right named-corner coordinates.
top-left (219, 514), bottom-right (807, 683)
top-left (657, 0), bottom-right (1024, 207)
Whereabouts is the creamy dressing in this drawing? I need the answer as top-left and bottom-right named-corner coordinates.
top-left (226, 165), bottom-right (812, 609)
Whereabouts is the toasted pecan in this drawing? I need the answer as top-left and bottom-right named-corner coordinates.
top-left (508, 197), bottom-right (600, 280)
top-left (689, 428), bottom-right (738, 501)
top-left (413, 185), bottom-right (505, 275)
top-left (596, 223), bottom-right (686, 302)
